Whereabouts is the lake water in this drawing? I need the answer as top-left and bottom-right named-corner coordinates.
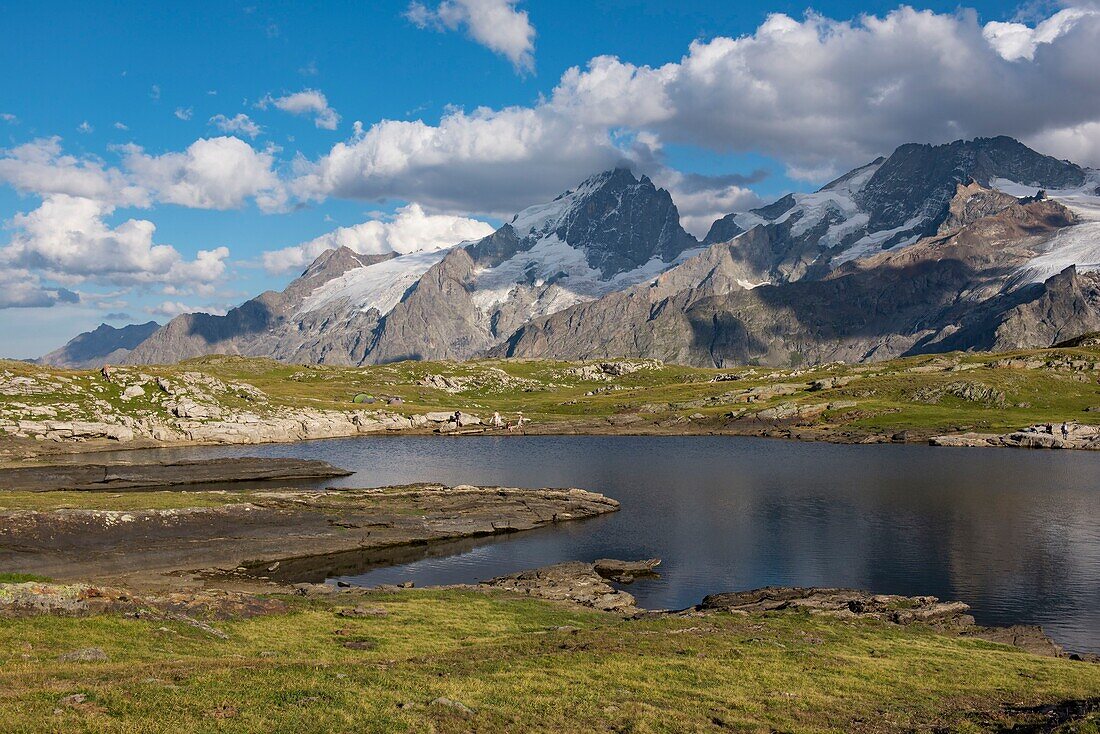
top-left (121, 435), bottom-right (1100, 653)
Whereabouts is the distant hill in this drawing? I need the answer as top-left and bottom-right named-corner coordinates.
top-left (38, 321), bottom-right (161, 368)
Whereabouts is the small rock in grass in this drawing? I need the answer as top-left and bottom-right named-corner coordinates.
top-left (57, 647), bottom-right (108, 662)
top-left (336, 606), bottom-right (389, 618)
top-left (342, 638), bottom-right (378, 650)
top-left (430, 697), bottom-right (474, 716)
top-left (58, 693), bottom-right (87, 707)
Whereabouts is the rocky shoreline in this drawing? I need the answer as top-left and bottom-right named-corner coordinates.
top-left (0, 482), bottom-right (620, 590)
top-left (10, 557), bottom-right (1094, 663)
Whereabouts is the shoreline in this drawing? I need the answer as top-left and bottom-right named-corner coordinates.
top-left (3, 415), bottom-right (1095, 468)
top-left (5, 348), bottom-right (1100, 463)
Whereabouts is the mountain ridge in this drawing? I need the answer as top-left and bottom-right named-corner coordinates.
top-left (50, 135), bottom-right (1100, 369)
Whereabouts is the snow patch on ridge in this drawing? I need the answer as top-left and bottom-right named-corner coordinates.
top-left (296, 248), bottom-right (453, 317)
top-left (992, 175), bottom-right (1100, 283)
top-left (470, 232), bottom-right (703, 315)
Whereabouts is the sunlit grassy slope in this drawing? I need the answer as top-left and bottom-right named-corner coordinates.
top-left (2, 589), bottom-right (1099, 733)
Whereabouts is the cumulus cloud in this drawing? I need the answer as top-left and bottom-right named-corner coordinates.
top-left (406, 0), bottom-right (535, 73)
top-left (983, 6), bottom-right (1097, 60)
top-left (292, 105), bottom-right (627, 215)
top-left (1, 113), bottom-right (17, 124)
top-left (77, 121), bottom-right (93, 134)
top-left (292, 4), bottom-right (1100, 217)
top-left (0, 136), bottom-right (284, 212)
top-left (147, 300), bottom-right (228, 318)
top-left (547, 6), bottom-right (1100, 176)
top-left (209, 113), bottom-right (263, 139)
top-left (1, 194), bottom-right (230, 288)
top-left (260, 89), bottom-right (340, 130)
top-left (174, 106), bottom-right (193, 121)
top-left (1027, 121), bottom-right (1100, 166)
top-left (0, 268), bottom-right (80, 309)
top-left (121, 137), bottom-right (286, 212)
top-left (0, 138), bottom-right (147, 206)
top-left (262, 203), bottom-right (494, 274)
top-left (658, 171), bottom-right (766, 238)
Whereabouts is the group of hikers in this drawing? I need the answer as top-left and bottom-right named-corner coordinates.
top-left (455, 410), bottom-right (528, 432)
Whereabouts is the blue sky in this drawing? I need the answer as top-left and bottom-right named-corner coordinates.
top-left (2, 0), bottom-right (1098, 357)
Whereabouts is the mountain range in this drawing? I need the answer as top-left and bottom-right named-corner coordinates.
top-left (42, 136), bottom-right (1100, 368)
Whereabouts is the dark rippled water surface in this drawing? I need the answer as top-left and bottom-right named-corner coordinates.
top-left (121, 436), bottom-right (1100, 652)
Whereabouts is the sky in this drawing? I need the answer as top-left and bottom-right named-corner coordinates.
top-left (2, 0), bottom-right (1100, 358)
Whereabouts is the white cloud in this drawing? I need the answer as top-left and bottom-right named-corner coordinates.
top-left (0, 138), bottom-right (147, 207)
top-left (0, 113), bottom-right (16, 124)
top-left (547, 6), bottom-right (1100, 175)
top-left (174, 107), bottom-right (193, 121)
top-left (77, 121), bottom-right (93, 134)
top-left (0, 136), bottom-right (285, 213)
top-left (1025, 121), bottom-right (1100, 167)
top-left (294, 4), bottom-right (1100, 215)
top-left (122, 137), bottom-right (286, 212)
top-left (406, 0), bottom-right (535, 73)
top-left (260, 89), bottom-right (340, 130)
top-left (983, 7), bottom-right (1097, 60)
top-left (1, 194), bottom-right (230, 288)
top-left (147, 300), bottom-right (228, 318)
top-left (658, 172), bottom-right (765, 238)
top-left (114, 121), bottom-right (129, 131)
top-left (150, 85), bottom-right (160, 100)
top-left (292, 105), bottom-right (626, 215)
top-left (210, 113), bottom-right (263, 139)
top-left (0, 268), bottom-right (80, 309)
top-left (262, 202), bottom-right (494, 274)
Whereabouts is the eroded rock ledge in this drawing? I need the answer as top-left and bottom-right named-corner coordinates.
top-left (0, 457), bottom-right (351, 492)
top-left (475, 561), bottom-right (1090, 660)
top-left (0, 485), bottom-right (620, 588)
top-left (931, 422), bottom-right (1100, 449)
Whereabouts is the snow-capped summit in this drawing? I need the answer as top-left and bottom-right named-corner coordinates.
top-left (123, 169), bottom-right (702, 365)
top-left (703, 136), bottom-right (1089, 281)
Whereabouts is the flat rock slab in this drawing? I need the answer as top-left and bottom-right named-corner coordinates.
top-left (697, 586), bottom-right (1066, 658)
top-left (0, 457), bottom-right (352, 492)
top-left (1, 484), bottom-right (619, 587)
top-left (484, 559), bottom-right (647, 615)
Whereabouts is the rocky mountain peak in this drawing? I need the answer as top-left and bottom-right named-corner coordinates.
top-left (856, 136), bottom-right (1086, 233)
top-left (507, 167), bottom-right (698, 278)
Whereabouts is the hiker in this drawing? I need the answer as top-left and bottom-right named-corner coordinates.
top-left (1061, 421), bottom-right (1070, 440)
top-left (101, 364), bottom-right (113, 382)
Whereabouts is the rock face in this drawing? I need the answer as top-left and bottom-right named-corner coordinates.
top-left (124, 248), bottom-right (395, 365)
top-left (495, 180), bottom-right (1099, 366)
top-left (122, 169), bottom-right (701, 366)
top-left (39, 321), bottom-right (161, 369)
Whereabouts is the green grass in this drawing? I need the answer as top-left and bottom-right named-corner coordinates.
top-left (3, 345), bottom-right (1100, 444)
top-left (0, 573), bottom-right (52, 583)
top-left (1, 589), bottom-right (1098, 732)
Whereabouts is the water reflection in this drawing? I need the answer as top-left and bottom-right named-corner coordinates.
top-left (117, 435), bottom-right (1100, 652)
